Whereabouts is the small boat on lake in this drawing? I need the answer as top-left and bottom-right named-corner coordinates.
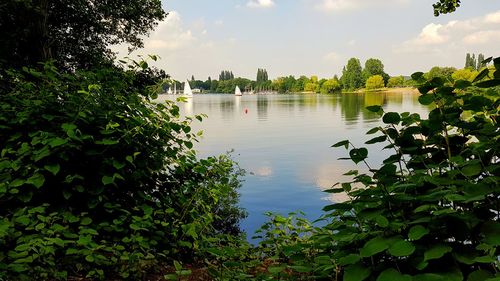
top-left (235, 86), bottom-right (243, 96)
top-left (183, 79), bottom-right (193, 98)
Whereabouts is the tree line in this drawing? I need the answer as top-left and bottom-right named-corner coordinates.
top-left (183, 53), bottom-right (491, 94)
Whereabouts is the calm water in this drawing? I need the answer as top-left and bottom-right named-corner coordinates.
top-left (157, 91), bottom-right (429, 237)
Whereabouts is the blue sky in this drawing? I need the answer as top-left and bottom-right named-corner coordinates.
top-left (117, 0), bottom-right (500, 80)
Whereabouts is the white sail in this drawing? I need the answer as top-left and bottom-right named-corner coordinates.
top-left (183, 80), bottom-right (193, 97)
top-left (235, 86), bottom-right (242, 96)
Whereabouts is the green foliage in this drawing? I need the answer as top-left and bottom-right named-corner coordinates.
top-left (465, 53), bottom-right (488, 71)
top-left (341, 58), bottom-right (364, 90)
top-left (0, 0), bottom-right (166, 69)
top-left (433, 0), bottom-right (461, 16)
top-left (216, 77), bottom-right (253, 93)
top-left (327, 56), bottom-right (500, 280)
top-left (256, 68), bottom-right (269, 83)
top-left (387, 76), bottom-right (405, 88)
top-left (363, 58), bottom-right (390, 85)
top-left (365, 75), bottom-right (385, 90)
top-left (320, 78), bottom-right (342, 94)
top-left (452, 68), bottom-right (478, 82)
top-left (219, 70), bottom-right (235, 81)
top-left (424, 66), bottom-right (457, 83)
top-left (0, 62), bottom-right (246, 279)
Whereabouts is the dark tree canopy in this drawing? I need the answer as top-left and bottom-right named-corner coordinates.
top-left (0, 0), bottom-right (166, 69)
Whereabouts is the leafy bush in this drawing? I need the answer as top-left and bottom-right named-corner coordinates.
top-left (387, 76), bottom-right (405, 88)
top-left (328, 57), bottom-right (500, 280)
top-left (0, 62), bottom-right (245, 280)
top-left (365, 75), bottom-right (385, 90)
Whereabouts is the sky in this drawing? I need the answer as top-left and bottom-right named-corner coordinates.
top-left (115, 0), bottom-right (500, 81)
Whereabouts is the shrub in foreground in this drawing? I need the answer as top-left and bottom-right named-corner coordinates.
top-left (0, 62), bottom-right (245, 280)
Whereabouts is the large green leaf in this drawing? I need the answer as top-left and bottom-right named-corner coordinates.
top-left (388, 239), bottom-right (415, 257)
top-left (481, 222), bottom-right (500, 246)
top-left (27, 173), bottom-right (45, 188)
top-left (408, 225), bottom-right (429, 240)
top-left (467, 270), bottom-right (493, 281)
top-left (344, 264), bottom-right (371, 281)
top-left (332, 140), bottom-right (350, 149)
top-left (44, 164), bottom-right (61, 176)
top-left (382, 112), bottom-right (401, 124)
top-left (360, 237), bottom-right (389, 257)
top-left (339, 254), bottom-right (361, 266)
top-left (418, 94), bottom-right (434, 105)
top-left (349, 148), bottom-right (368, 164)
top-left (461, 162), bottom-right (482, 177)
top-left (424, 245), bottom-right (452, 261)
top-left (376, 268), bottom-right (412, 281)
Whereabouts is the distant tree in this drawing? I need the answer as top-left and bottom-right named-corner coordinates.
top-left (465, 53), bottom-right (472, 68)
top-left (256, 68), bottom-right (269, 83)
top-left (341, 58), bottom-right (363, 90)
top-left (477, 53), bottom-right (486, 69)
top-left (387, 76), bottom-right (405, 88)
top-left (452, 68), bottom-right (478, 82)
top-left (465, 53), bottom-right (488, 70)
top-left (292, 75), bottom-right (309, 92)
top-left (365, 75), bottom-right (385, 90)
top-left (191, 75), bottom-right (195, 81)
top-left (272, 75), bottom-right (297, 93)
top-left (304, 82), bottom-right (319, 93)
top-left (424, 66), bottom-right (456, 82)
top-left (219, 70), bottom-right (234, 81)
top-left (320, 79), bottom-right (341, 94)
top-left (318, 78), bottom-right (328, 89)
top-left (362, 58), bottom-right (389, 85)
top-left (340, 66), bottom-right (347, 89)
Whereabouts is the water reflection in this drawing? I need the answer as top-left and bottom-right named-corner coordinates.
top-left (156, 91), bottom-right (427, 237)
top-left (257, 95), bottom-right (268, 121)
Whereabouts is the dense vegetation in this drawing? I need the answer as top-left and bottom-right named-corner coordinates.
top-left (1, 0), bottom-right (498, 280)
top-left (0, 1), bottom-right (245, 279)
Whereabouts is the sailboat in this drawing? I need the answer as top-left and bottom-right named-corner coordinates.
top-left (183, 79), bottom-right (193, 98)
top-left (234, 85), bottom-right (242, 96)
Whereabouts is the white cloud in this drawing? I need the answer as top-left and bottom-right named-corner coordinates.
top-left (323, 51), bottom-right (340, 61)
top-left (314, 0), bottom-right (408, 12)
top-left (395, 9), bottom-right (500, 54)
top-left (214, 19), bottom-right (224, 26)
top-left (316, 0), bottom-right (358, 11)
top-left (484, 10), bottom-right (500, 23)
top-left (463, 30), bottom-right (500, 45)
top-left (143, 11), bottom-right (195, 51)
top-left (247, 0), bottom-right (275, 8)
top-left (414, 23), bottom-right (449, 45)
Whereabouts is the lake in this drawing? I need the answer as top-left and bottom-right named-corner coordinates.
top-left (157, 90), bottom-right (429, 238)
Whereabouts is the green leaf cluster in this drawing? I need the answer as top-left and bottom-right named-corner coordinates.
top-left (322, 56), bottom-right (500, 281)
top-left (0, 62), bottom-right (246, 280)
